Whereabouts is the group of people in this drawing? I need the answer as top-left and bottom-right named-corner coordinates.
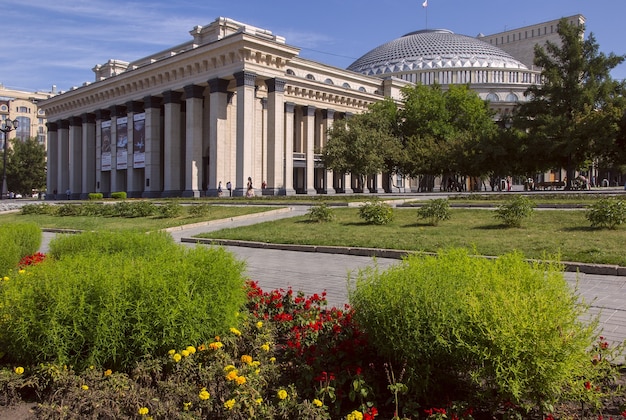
top-left (216, 178), bottom-right (262, 197)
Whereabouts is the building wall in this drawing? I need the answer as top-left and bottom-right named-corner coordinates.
top-left (0, 85), bottom-right (55, 148)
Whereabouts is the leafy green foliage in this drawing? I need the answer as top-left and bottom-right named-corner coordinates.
top-left (187, 203), bottom-right (211, 218)
top-left (306, 203), bottom-right (335, 223)
top-left (586, 197), bottom-right (626, 229)
top-left (358, 200), bottom-right (393, 225)
top-left (0, 223), bottom-right (40, 276)
top-left (110, 192), bottom-right (127, 199)
top-left (157, 200), bottom-right (184, 218)
top-left (494, 195), bottom-right (535, 227)
top-left (88, 193), bottom-right (104, 200)
top-left (3, 137), bottom-right (46, 196)
top-left (0, 231), bottom-right (246, 371)
top-left (349, 249), bottom-right (603, 411)
top-left (416, 198), bottom-right (451, 226)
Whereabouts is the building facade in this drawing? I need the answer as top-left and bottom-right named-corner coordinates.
top-left (41, 16), bottom-right (574, 198)
top-left (0, 84), bottom-right (55, 149)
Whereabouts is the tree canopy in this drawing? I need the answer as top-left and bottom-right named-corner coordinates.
top-left (4, 137), bottom-right (47, 195)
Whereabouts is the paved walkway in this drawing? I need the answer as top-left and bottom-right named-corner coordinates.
top-left (37, 202), bottom-right (626, 349)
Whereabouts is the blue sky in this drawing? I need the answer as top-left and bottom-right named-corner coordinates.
top-left (2, 0), bottom-right (626, 93)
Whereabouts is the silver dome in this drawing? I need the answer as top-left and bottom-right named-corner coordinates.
top-left (347, 29), bottom-right (528, 76)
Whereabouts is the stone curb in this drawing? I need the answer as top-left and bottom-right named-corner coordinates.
top-left (180, 237), bottom-right (626, 277)
top-left (161, 207), bottom-right (293, 232)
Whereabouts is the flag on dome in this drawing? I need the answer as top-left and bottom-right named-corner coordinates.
top-left (422, 0), bottom-right (428, 7)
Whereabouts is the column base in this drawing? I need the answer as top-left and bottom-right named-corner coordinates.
top-left (161, 190), bottom-right (183, 198)
top-left (182, 190), bottom-right (201, 198)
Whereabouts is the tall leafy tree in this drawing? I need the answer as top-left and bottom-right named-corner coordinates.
top-left (5, 137), bottom-right (47, 195)
top-left (515, 18), bottom-right (626, 188)
top-left (322, 98), bottom-right (404, 189)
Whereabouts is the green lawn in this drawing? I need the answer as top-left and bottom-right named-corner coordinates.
top-left (196, 207), bottom-right (626, 266)
top-left (0, 205), bottom-right (279, 232)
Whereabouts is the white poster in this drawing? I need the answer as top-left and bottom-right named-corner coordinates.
top-left (116, 117), bottom-right (128, 170)
top-left (133, 113), bottom-right (145, 168)
top-left (101, 120), bottom-right (111, 171)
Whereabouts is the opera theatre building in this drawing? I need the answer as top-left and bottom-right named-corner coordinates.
top-left (41, 15), bottom-right (581, 198)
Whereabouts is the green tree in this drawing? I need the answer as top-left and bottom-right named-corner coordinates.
top-left (322, 98), bottom-right (404, 190)
top-left (515, 18), bottom-right (626, 189)
top-left (5, 137), bottom-right (47, 195)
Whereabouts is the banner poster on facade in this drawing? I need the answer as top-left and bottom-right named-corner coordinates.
top-left (133, 113), bottom-right (146, 168)
top-left (116, 117), bottom-right (128, 170)
top-left (101, 120), bottom-right (112, 171)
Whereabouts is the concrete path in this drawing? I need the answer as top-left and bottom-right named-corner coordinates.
top-left (36, 202), bottom-right (626, 349)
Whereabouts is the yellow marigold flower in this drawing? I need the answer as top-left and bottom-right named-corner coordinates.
top-left (181, 350), bottom-right (190, 357)
top-left (2, 276), bottom-right (8, 281)
top-left (260, 343), bottom-right (270, 352)
top-left (226, 370), bottom-right (238, 381)
top-left (313, 399), bottom-right (323, 407)
top-left (256, 321), bottom-right (263, 329)
top-left (346, 410), bottom-right (363, 420)
top-left (224, 399), bottom-right (236, 410)
top-left (240, 354), bottom-right (253, 365)
top-left (229, 327), bottom-right (241, 336)
top-left (197, 344), bottom-right (206, 351)
top-left (168, 349), bottom-right (176, 355)
top-left (89, 365), bottom-right (94, 370)
top-left (186, 345), bottom-right (196, 354)
top-left (183, 401), bottom-right (192, 411)
top-left (138, 406), bottom-right (149, 416)
top-left (224, 364), bottom-right (236, 372)
top-left (14, 367), bottom-right (24, 375)
top-left (255, 397), bottom-right (263, 405)
top-left (269, 357), bottom-right (276, 364)
top-left (255, 369), bottom-right (260, 375)
top-left (209, 341), bottom-right (223, 350)
top-left (235, 375), bottom-right (246, 385)
top-left (277, 389), bottom-right (288, 400)
top-left (104, 369), bottom-right (112, 376)
top-left (81, 385), bottom-right (89, 390)
top-left (18, 269), bottom-right (25, 275)
top-left (172, 353), bottom-right (182, 363)
top-left (215, 335), bottom-right (220, 341)
top-left (199, 389), bottom-right (210, 400)
top-left (251, 360), bottom-right (261, 368)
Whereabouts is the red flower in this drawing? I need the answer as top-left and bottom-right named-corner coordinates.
top-left (585, 381), bottom-right (592, 390)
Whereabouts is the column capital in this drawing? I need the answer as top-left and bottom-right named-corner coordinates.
top-left (234, 71), bottom-right (256, 88)
top-left (261, 97), bottom-right (268, 109)
top-left (143, 95), bottom-right (162, 109)
top-left (46, 122), bottom-right (59, 132)
top-left (81, 113), bottom-right (96, 124)
top-left (322, 109), bottom-right (335, 119)
top-left (59, 120), bottom-right (70, 130)
top-left (126, 101), bottom-right (143, 113)
top-left (184, 84), bottom-right (205, 99)
top-left (69, 116), bottom-right (82, 127)
top-left (303, 106), bottom-right (316, 117)
top-left (285, 102), bottom-right (295, 113)
top-left (208, 78), bottom-right (229, 93)
top-left (163, 90), bottom-right (182, 105)
top-left (95, 109), bottom-right (110, 120)
top-left (109, 105), bottom-right (126, 118)
top-left (267, 78), bottom-right (286, 93)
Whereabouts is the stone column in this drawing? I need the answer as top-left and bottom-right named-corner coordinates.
top-left (95, 109), bottom-right (110, 195)
top-left (322, 109), bottom-right (335, 194)
top-left (284, 102), bottom-right (296, 195)
top-left (208, 78), bottom-right (230, 196)
top-left (234, 71), bottom-right (256, 196)
top-left (57, 120), bottom-right (70, 199)
top-left (163, 90), bottom-right (183, 197)
top-left (109, 105), bottom-right (126, 194)
top-left (46, 122), bottom-right (58, 199)
top-left (126, 101), bottom-right (143, 197)
top-left (81, 113), bottom-right (96, 199)
top-left (266, 78), bottom-right (285, 195)
top-left (343, 112), bottom-right (354, 194)
top-left (302, 106), bottom-right (316, 194)
top-left (183, 84), bottom-right (205, 197)
top-left (68, 117), bottom-right (82, 199)
top-left (142, 96), bottom-right (162, 198)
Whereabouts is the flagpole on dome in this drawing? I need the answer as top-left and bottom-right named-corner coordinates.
top-left (422, 0), bottom-right (428, 29)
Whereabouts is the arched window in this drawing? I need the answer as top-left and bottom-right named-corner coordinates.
top-left (286, 69), bottom-right (295, 75)
top-left (486, 93), bottom-right (499, 102)
top-left (324, 78), bottom-right (334, 85)
top-left (306, 74), bottom-right (316, 80)
top-left (342, 82), bottom-right (351, 89)
top-left (505, 93), bottom-right (519, 102)
top-left (358, 87), bottom-right (366, 92)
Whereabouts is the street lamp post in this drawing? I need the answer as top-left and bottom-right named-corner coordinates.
top-left (0, 118), bottom-right (19, 200)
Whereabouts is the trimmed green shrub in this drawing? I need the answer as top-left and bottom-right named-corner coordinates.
top-left (55, 203), bottom-right (83, 217)
top-left (416, 198), bottom-right (451, 226)
top-left (307, 203), bottom-right (335, 223)
top-left (349, 249), bottom-right (601, 411)
top-left (110, 191), bottom-right (127, 200)
top-left (0, 231), bottom-right (246, 371)
top-left (20, 203), bottom-right (56, 215)
top-left (494, 195), bottom-right (534, 227)
top-left (187, 203), bottom-right (211, 218)
top-left (358, 200), bottom-right (393, 225)
top-left (88, 193), bottom-right (104, 200)
top-left (586, 197), bottom-right (626, 229)
top-left (157, 200), bottom-right (184, 218)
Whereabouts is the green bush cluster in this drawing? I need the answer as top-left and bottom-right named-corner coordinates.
top-left (306, 203), bottom-right (335, 223)
top-left (88, 193), bottom-right (104, 200)
top-left (0, 230), bottom-right (247, 371)
top-left (156, 200), bottom-right (184, 218)
top-left (586, 197), bottom-right (626, 229)
top-left (494, 195), bottom-right (535, 227)
top-left (358, 199), bottom-right (394, 225)
top-left (416, 198), bottom-right (451, 226)
top-left (349, 249), bottom-right (603, 412)
top-left (187, 203), bottom-right (212, 218)
top-left (0, 223), bottom-right (41, 276)
top-left (19, 201), bottom-right (193, 219)
top-left (110, 191), bottom-right (127, 200)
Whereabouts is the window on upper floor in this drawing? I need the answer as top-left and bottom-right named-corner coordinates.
top-left (18, 106), bottom-right (29, 113)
